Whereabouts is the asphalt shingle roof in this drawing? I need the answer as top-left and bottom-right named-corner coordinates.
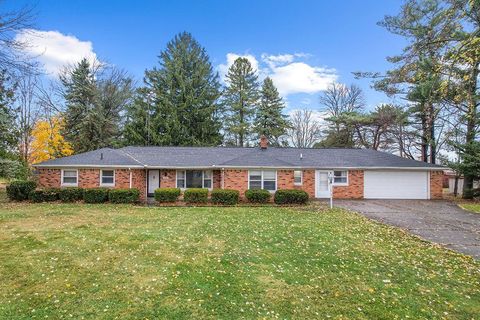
top-left (34, 146), bottom-right (443, 169)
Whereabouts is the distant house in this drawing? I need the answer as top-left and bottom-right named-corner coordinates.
top-left (444, 170), bottom-right (479, 195)
top-left (33, 137), bottom-right (444, 202)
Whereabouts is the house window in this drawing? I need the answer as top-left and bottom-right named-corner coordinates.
top-left (176, 170), bottom-right (213, 189)
top-left (333, 170), bottom-right (348, 185)
top-left (61, 169), bottom-right (78, 186)
top-left (100, 170), bottom-right (115, 186)
top-left (294, 170), bottom-right (302, 185)
top-left (249, 170), bottom-right (277, 191)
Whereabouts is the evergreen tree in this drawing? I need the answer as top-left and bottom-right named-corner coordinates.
top-left (0, 70), bottom-right (17, 158)
top-left (123, 88), bottom-right (157, 146)
top-left (223, 57), bottom-right (259, 146)
top-left (124, 32), bottom-right (222, 146)
top-left (61, 59), bottom-right (99, 153)
top-left (62, 59), bottom-right (133, 153)
top-left (253, 77), bottom-right (289, 145)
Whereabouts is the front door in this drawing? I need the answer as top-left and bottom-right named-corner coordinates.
top-left (148, 170), bottom-right (160, 197)
top-left (315, 170), bottom-right (332, 198)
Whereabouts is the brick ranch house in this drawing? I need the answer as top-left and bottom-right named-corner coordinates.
top-left (33, 138), bottom-right (444, 202)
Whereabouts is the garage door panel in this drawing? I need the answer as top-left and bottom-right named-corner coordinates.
top-left (364, 171), bottom-right (428, 199)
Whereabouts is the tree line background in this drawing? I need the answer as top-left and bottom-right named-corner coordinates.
top-left (0, 0), bottom-right (478, 197)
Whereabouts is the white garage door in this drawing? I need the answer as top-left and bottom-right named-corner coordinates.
top-left (364, 171), bottom-right (429, 199)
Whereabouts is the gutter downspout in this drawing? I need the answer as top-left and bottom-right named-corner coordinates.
top-left (129, 168), bottom-right (132, 189)
top-left (221, 168), bottom-right (225, 189)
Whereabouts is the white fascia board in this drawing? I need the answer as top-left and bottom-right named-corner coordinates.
top-left (33, 164), bottom-right (444, 171)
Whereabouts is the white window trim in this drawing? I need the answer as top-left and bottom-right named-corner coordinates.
top-left (176, 170), bottom-right (213, 190)
top-left (100, 169), bottom-right (115, 187)
top-left (248, 170), bottom-right (277, 192)
top-left (61, 169), bottom-right (78, 187)
top-left (332, 170), bottom-right (349, 186)
top-left (294, 170), bottom-right (303, 186)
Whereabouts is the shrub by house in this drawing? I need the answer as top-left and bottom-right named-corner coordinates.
top-left (6, 181), bottom-right (37, 201)
top-left (154, 188), bottom-right (181, 203)
top-left (211, 189), bottom-right (239, 205)
top-left (274, 189), bottom-right (309, 205)
top-left (109, 188), bottom-right (140, 203)
top-left (245, 189), bottom-right (271, 203)
top-left (184, 188), bottom-right (208, 203)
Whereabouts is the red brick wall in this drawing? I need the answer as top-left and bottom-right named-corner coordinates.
top-left (36, 168), bottom-right (148, 201)
top-left (131, 169), bottom-right (147, 201)
top-left (430, 170), bottom-right (443, 199)
top-left (37, 168), bottom-right (61, 188)
top-left (277, 169), bottom-right (315, 198)
top-left (223, 169), bottom-right (249, 197)
top-left (160, 169), bottom-right (176, 188)
top-left (213, 170), bottom-right (221, 188)
top-left (333, 170), bottom-right (364, 199)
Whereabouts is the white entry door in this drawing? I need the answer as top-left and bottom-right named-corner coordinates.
top-left (148, 170), bottom-right (160, 196)
top-left (315, 170), bottom-right (332, 198)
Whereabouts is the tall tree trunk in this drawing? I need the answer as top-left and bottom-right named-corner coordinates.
top-left (420, 105), bottom-right (429, 162)
top-left (462, 61), bottom-right (479, 198)
top-left (428, 103), bottom-right (436, 164)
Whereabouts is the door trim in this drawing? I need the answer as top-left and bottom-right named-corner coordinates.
top-left (315, 170), bottom-right (332, 198)
top-left (147, 169), bottom-right (160, 197)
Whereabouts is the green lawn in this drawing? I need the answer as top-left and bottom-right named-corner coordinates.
top-left (460, 203), bottom-right (480, 213)
top-left (0, 203), bottom-right (478, 319)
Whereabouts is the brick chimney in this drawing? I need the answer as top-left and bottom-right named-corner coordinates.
top-left (260, 135), bottom-right (268, 149)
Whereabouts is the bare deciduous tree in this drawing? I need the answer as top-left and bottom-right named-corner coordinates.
top-left (286, 109), bottom-right (322, 148)
top-left (319, 83), bottom-right (365, 117)
top-left (16, 74), bottom-right (41, 161)
top-left (0, 4), bottom-right (37, 75)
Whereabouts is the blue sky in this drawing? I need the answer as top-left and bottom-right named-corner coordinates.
top-left (8, 0), bottom-right (407, 112)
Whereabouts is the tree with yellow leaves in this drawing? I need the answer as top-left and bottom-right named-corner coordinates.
top-left (29, 116), bottom-right (73, 165)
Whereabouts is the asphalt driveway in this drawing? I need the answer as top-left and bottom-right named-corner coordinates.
top-left (334, 200), bottom-right (480, 259)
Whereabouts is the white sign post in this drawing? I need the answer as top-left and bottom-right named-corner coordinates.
top-left (328, 171), bottom-right (333, 209)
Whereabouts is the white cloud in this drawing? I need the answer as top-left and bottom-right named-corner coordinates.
top-left (218, 52), bottom-right (337, 96)
top-left (15, 29), bottom-right (97, 77)
top-left (261, 53), bottom-right (308, 68)
top-left (270, 62), bottom-right (337, 96)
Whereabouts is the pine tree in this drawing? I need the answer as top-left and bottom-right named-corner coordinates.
top-left (123, 88), bottom-right (157, 146)
top-left (253, 77), bottom-right (289, 145)
top-left (62, 59), bottom-right (133, 152)
top-left (223, 57), bottom-right (259, 146)
top-left (124, 32), bottom-right (222, 146)
top-left (61, 59), bottom-right (99, 153)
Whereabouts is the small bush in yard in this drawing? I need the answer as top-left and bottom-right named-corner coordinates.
top-left (59, 187), bottom-right (84, 202)
top-left (154, 188), bottom-right (181, 203)
top-left (274, 189), bottom-right (309, 205)
top-left (83, 188), bottom-right (109, 203)
top-left (109, 188), bottom-right (140, 203)
top-left (211, 189), bottom-right (239, 205)
top-left (29, 188), bottom-right (60, 203)
top-left (184, 188), bottom-right (208, 203)
top-left (245, 189), bottom-right (271, 203)
top-left (6, 180), bottom-right (37, 201)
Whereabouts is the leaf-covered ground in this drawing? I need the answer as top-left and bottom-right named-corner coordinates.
top-left (0, 202), bottom-right (478, 319)
top-left (460, 203), bottom-right (480, 214)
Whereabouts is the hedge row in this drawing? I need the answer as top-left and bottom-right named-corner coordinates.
top-left (6, 181), bottom-right (309, 205)
top-left (153, 188), bottom-right (308, 205)
top-left (6, 181), bottom-right (140, 204)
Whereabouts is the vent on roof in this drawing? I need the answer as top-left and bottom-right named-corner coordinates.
top-left (100, 152), bottom-right (104, 160)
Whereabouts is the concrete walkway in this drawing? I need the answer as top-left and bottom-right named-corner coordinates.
top-left (334, 200), bottom-right (480, 259)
